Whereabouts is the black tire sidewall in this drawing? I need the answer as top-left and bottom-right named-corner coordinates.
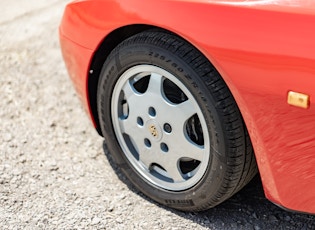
top-left (98, 36), bottom-right (230, 211)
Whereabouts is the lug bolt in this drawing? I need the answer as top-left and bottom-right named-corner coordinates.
top-left (163, 123), bottom-right (172, 133)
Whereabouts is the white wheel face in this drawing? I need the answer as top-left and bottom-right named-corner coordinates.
top-left (111, 65), bottom-right (210, 191)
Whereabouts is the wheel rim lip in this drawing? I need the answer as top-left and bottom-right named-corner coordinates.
top-left (111, 64), bottom-right (211, 191)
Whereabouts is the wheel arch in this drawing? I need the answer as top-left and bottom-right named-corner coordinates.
top-left (88, 24), bottom-right (155, 134)
top-left (88, 24), bottom-right (249, 140)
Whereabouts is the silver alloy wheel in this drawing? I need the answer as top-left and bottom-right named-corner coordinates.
top-left (111, 65), bottom-right (210, 191)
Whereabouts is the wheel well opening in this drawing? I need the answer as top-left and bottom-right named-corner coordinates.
top-left (88, 25), bottom-right (246, 140)
top-left (88, 25), bottom-right (155, 135)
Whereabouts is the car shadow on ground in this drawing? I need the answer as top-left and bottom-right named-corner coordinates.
top-left (102, 141), bottom-right (315, 229)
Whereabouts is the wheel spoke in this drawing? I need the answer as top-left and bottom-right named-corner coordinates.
top-left (118, 117), bottom-right (136, 136)
top-left (149, 152), bottom-right (185, 183)
top-left (121, 80), bottom-right (147, 116)
top-left (179, 139), bottom-right (205, 162)
top-left (122, 80), bottom-right (138, 99)
top-left (146, 72), bottom-right (163, 96)
top-left (163, 159), bottom-right (185, 182)
top-left (138, 145), bottom-right (154, 169)
top-left (172, 99), bottom-right (197, 124)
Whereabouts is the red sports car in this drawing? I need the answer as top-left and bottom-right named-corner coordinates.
top-left (59, 0), bottom-right (315, 213)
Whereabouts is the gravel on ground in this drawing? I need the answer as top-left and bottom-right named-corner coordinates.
top-left (1, 1), bottom-right (315, 229)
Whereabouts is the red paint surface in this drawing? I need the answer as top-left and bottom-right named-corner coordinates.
top-left (59, 0), bottom-right (315, 213)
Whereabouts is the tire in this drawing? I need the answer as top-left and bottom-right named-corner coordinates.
top-left (97, 31), bottom-right (257, 211)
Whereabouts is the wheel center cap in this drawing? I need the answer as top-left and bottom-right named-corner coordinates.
top-left (149, 125), bottom-right (158, 137)
top-left (146, 120), bottom-right (162, 141)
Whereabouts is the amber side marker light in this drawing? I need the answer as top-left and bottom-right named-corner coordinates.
top-left (287, 91), bottom-right (310, 109)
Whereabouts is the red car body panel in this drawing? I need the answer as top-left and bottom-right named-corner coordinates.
top-left (59, 0), bottom-right (315, 213)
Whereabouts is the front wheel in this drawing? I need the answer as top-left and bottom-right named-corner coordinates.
top-left (97, 31), bottom-right (257, 211)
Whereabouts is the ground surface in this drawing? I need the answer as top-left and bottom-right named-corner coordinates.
top-left (1, 0), bottom-right (315, 229)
